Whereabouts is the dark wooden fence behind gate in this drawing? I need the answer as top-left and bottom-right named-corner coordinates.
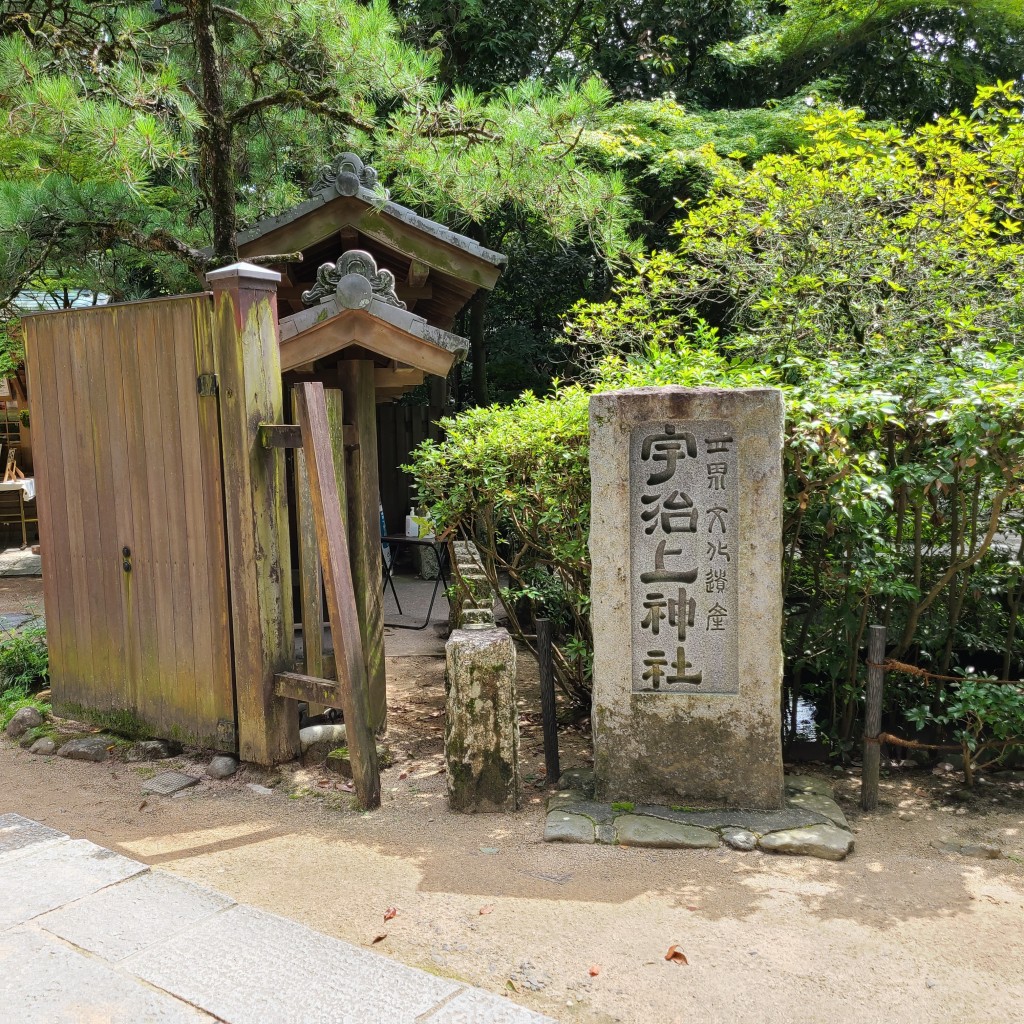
top-left (24, 295), bottom-right (236, 749)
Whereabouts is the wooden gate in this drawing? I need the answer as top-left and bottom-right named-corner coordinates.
top-left (24, 295), bottom-right (236, 750)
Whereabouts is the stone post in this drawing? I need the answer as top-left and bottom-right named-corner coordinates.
top-left (589, 386), bottom-right (785, 808)
top-left (444, 627), bottom-right (520, 812)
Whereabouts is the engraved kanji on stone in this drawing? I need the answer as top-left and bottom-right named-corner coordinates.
top-left (640, 424), bottom-right (697, 486)
top-left (640, 588), bottom-right (696, 640)
top-left (642, 650), bottom-right (669, 689)
top-left (640, 540), bottom-right (698, 584)
top-left (640, 489), bottom-right (697, 535)
top-left (706, 539), bottom-right (730, 562)
top-left (668, 645), bottom-right (702, 686)
top-left (707, 462), bottom-right (728, 490)
top-left (705, 434), bottom-right (734, 454)
top-left (705, 568), bottom-right (727, 593)
top-left (706, 602), bottom-right (728, 631)
top-left (707, 506), bottom-right (728, 534)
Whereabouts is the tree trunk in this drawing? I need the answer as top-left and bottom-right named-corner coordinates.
top-left (190, 0), bottom-right (237, 261)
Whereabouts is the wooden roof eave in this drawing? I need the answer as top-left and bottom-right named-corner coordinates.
top-left (278, 301), bottom-right (468, 378)
top-left (237, 192), bottom-right (505, 292)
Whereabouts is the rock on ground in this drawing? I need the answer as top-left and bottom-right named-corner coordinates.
top-left (57, 736), bottom-right (113, 762)
top-left (614, 814), bottom-right (719, 849)
top-left (29, 737), bottom-right (56, 755)
top-left (207, 755), bottom-right (239, 779)
top-left (126, 740), bottom-right (181, 762)
top-left (298, 724), bottom-right (347, 764)
top-left (544, 812), bottom-right (596, 844)
top-left (758, 823), bottom-right (854, 861)
top-left (5, 706), bottom-right (43, 739)
top-left (722, 827), bottom-right (758, 851)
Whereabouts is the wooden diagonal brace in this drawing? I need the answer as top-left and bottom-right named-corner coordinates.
top-left (293, 381), bottom-right (381, 810)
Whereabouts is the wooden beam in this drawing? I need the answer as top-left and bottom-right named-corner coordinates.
top-left (394, 285), bottom-right (433, 303)
top-left (373, 367), bottom-right (424, 390)
top-left (260, 422), bottom-right (357, 449)
top-left (275, 671), bottom-right (342, 709)
top-left (279, 308), bottom-right (455, 377)
top-left (339, 226), bottom-right (359, 247)
top-left (259, 423), bottom-right (303, 449)
top-left (338, 361), bottom-right (387, 734)
top-left (407, 259), bottom-right (430, 287)
top-left (294, 381), bottom-right (381, 808)
top-left (209, 265), bottom-right (298, 765)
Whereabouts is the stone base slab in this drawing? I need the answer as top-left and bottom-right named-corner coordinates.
top-left (544, 774), bottom-right (854, 861)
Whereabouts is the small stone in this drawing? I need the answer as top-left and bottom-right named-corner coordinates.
top-left (57, 736), bottom-right (113, 762)
top-left (207, 755), bottom-right (239, 779)
top-left (247, 783), bottom-right (274, 796)
top-left (898, 811), bottom-right (914, 821)
top-left (126, 739), bottom-right (181, 762)
top-left (299, 723), bottom-right (348, 764)
top-left (932, 762), bottom-right (955, 776)
top-left (544, 811), bottom-right (596, 844)
top-left (785, 790), bottom-right (849, 829)
top-left (29, 736), bottom-right (56, 755)
top-left (325, 744), bottom-right (391, 777)
top-left (614, 814), bottom-right (719, 849)
top-left (758, 823), bottom-right (854, 861)
top-left (784, 774), bottom-right (835, 797)
top-left (929, 839), bottom-right (961, 854)
top-left (926, 979), bottom-right (937, 989)
top-left (722, 827), bottom-right (758, 851)
top-left (5, 706), bottom-right (43, 738)
top-left (960, 843), bottom-right (1002, 860)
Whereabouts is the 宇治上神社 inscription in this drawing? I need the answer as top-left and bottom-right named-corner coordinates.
top-left (631, 421), bottom-right (738, 694)
top-left (589, 386), bottom-right (785, 808)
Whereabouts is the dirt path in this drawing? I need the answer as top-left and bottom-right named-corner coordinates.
top-left (4, 655), bottom-right (1024, 1024)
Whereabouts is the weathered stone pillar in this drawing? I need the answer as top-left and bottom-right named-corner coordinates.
top-left (444, 628), bottom-right (520, 812)
top-left (590, 386), bottom-right (785, 808)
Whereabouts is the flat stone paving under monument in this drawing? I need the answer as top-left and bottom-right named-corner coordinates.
top-left (544, 774), bottom-right (855, 861)
top-left (0, 813), bottom-right (553, 1024)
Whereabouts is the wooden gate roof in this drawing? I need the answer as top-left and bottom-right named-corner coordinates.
top-left (237, 153), bottom-right (505, 330)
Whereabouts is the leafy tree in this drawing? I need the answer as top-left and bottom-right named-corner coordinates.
top-left (411, 85), bottom-right (1024, 750)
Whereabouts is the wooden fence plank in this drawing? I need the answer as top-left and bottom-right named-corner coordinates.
top-left (295, 445), bottom-right (325, 694)
top-left (22, 321), bottom-right (70, 701)
top-left (295, 381), bottom-right (381, 809)
top-left (338, 361), bottom-right (387, 734)
top-left (274, 671), bottom-right (342, 709)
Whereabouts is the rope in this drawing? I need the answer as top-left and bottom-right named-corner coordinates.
top-left (869, 659), bottom-right (1023, 687)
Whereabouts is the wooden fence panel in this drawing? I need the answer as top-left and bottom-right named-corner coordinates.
top-left (376, 402), bottom-right (445, 536)
top-left (23, 295), bottom-right (236, 748)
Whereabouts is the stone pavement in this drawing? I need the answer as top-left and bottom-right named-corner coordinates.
top-left (0, 813), bottom-right (554, 1024)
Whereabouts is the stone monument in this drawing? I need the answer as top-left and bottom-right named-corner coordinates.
top-left (589, 386), bottom-right (785, 808)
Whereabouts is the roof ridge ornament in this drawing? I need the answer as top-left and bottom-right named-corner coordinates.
top-left (311, 152), bottom-right (386, 199)
top-left (301, 250), bottom-right (407, 311)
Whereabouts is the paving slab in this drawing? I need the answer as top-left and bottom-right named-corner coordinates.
top-left (0, 812), bottom-right (67, 862)
top-left (142, 770), bottom-right (201, 796)
top-left (38, 870), bottom-right (235, 962)
top-left (0, 838), bottom-right (147, 930)
top-left (125, 903), bottom-right (464, 1024)
top-left (0, 925), bottom-right (214, 1023)
top-left (423, 987), bottom-right (555, 1023)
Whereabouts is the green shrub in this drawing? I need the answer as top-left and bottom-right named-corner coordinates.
top-left (411, 85), bottom-right (1024, 747)
top-left (0, 626), bottom-right (48, 690)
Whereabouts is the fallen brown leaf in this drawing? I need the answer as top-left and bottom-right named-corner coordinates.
top-left (384, 907), bottom-right (398, 922)
top-left (371, 932), bottom-right (387, 944)
top-left (665, 945), bottom-right (688, 965)
top-left (138, 800), bottom-right (148, 811)
top-left (398, 771), bottom-right (409, 780)
top-left (588, 965), bottom-right (601, 977)
top-left (479, 906), bottom-right (493, 916)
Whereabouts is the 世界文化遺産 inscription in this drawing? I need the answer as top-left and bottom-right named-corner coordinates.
top-left (630, 421), bottom-right (738, 694)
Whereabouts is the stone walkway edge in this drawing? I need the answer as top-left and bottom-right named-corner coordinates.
top-left (0, 813), bottom-right (553, 1024)
top-left (544, 774), bottom-right (855, 861)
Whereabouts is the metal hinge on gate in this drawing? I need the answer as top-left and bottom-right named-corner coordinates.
top-left (197, 373), bottom-right (219, 397)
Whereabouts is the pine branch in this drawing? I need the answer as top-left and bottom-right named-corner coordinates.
top-left (227, 89), bottom-right (374, 132)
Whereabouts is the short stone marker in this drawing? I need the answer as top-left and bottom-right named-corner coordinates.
top-left (444, 627), bottom-right (520, 812)
top-left (590, 386), bottom-right (785, 808)
top-left (142, 771), bottom-right (200, 796)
